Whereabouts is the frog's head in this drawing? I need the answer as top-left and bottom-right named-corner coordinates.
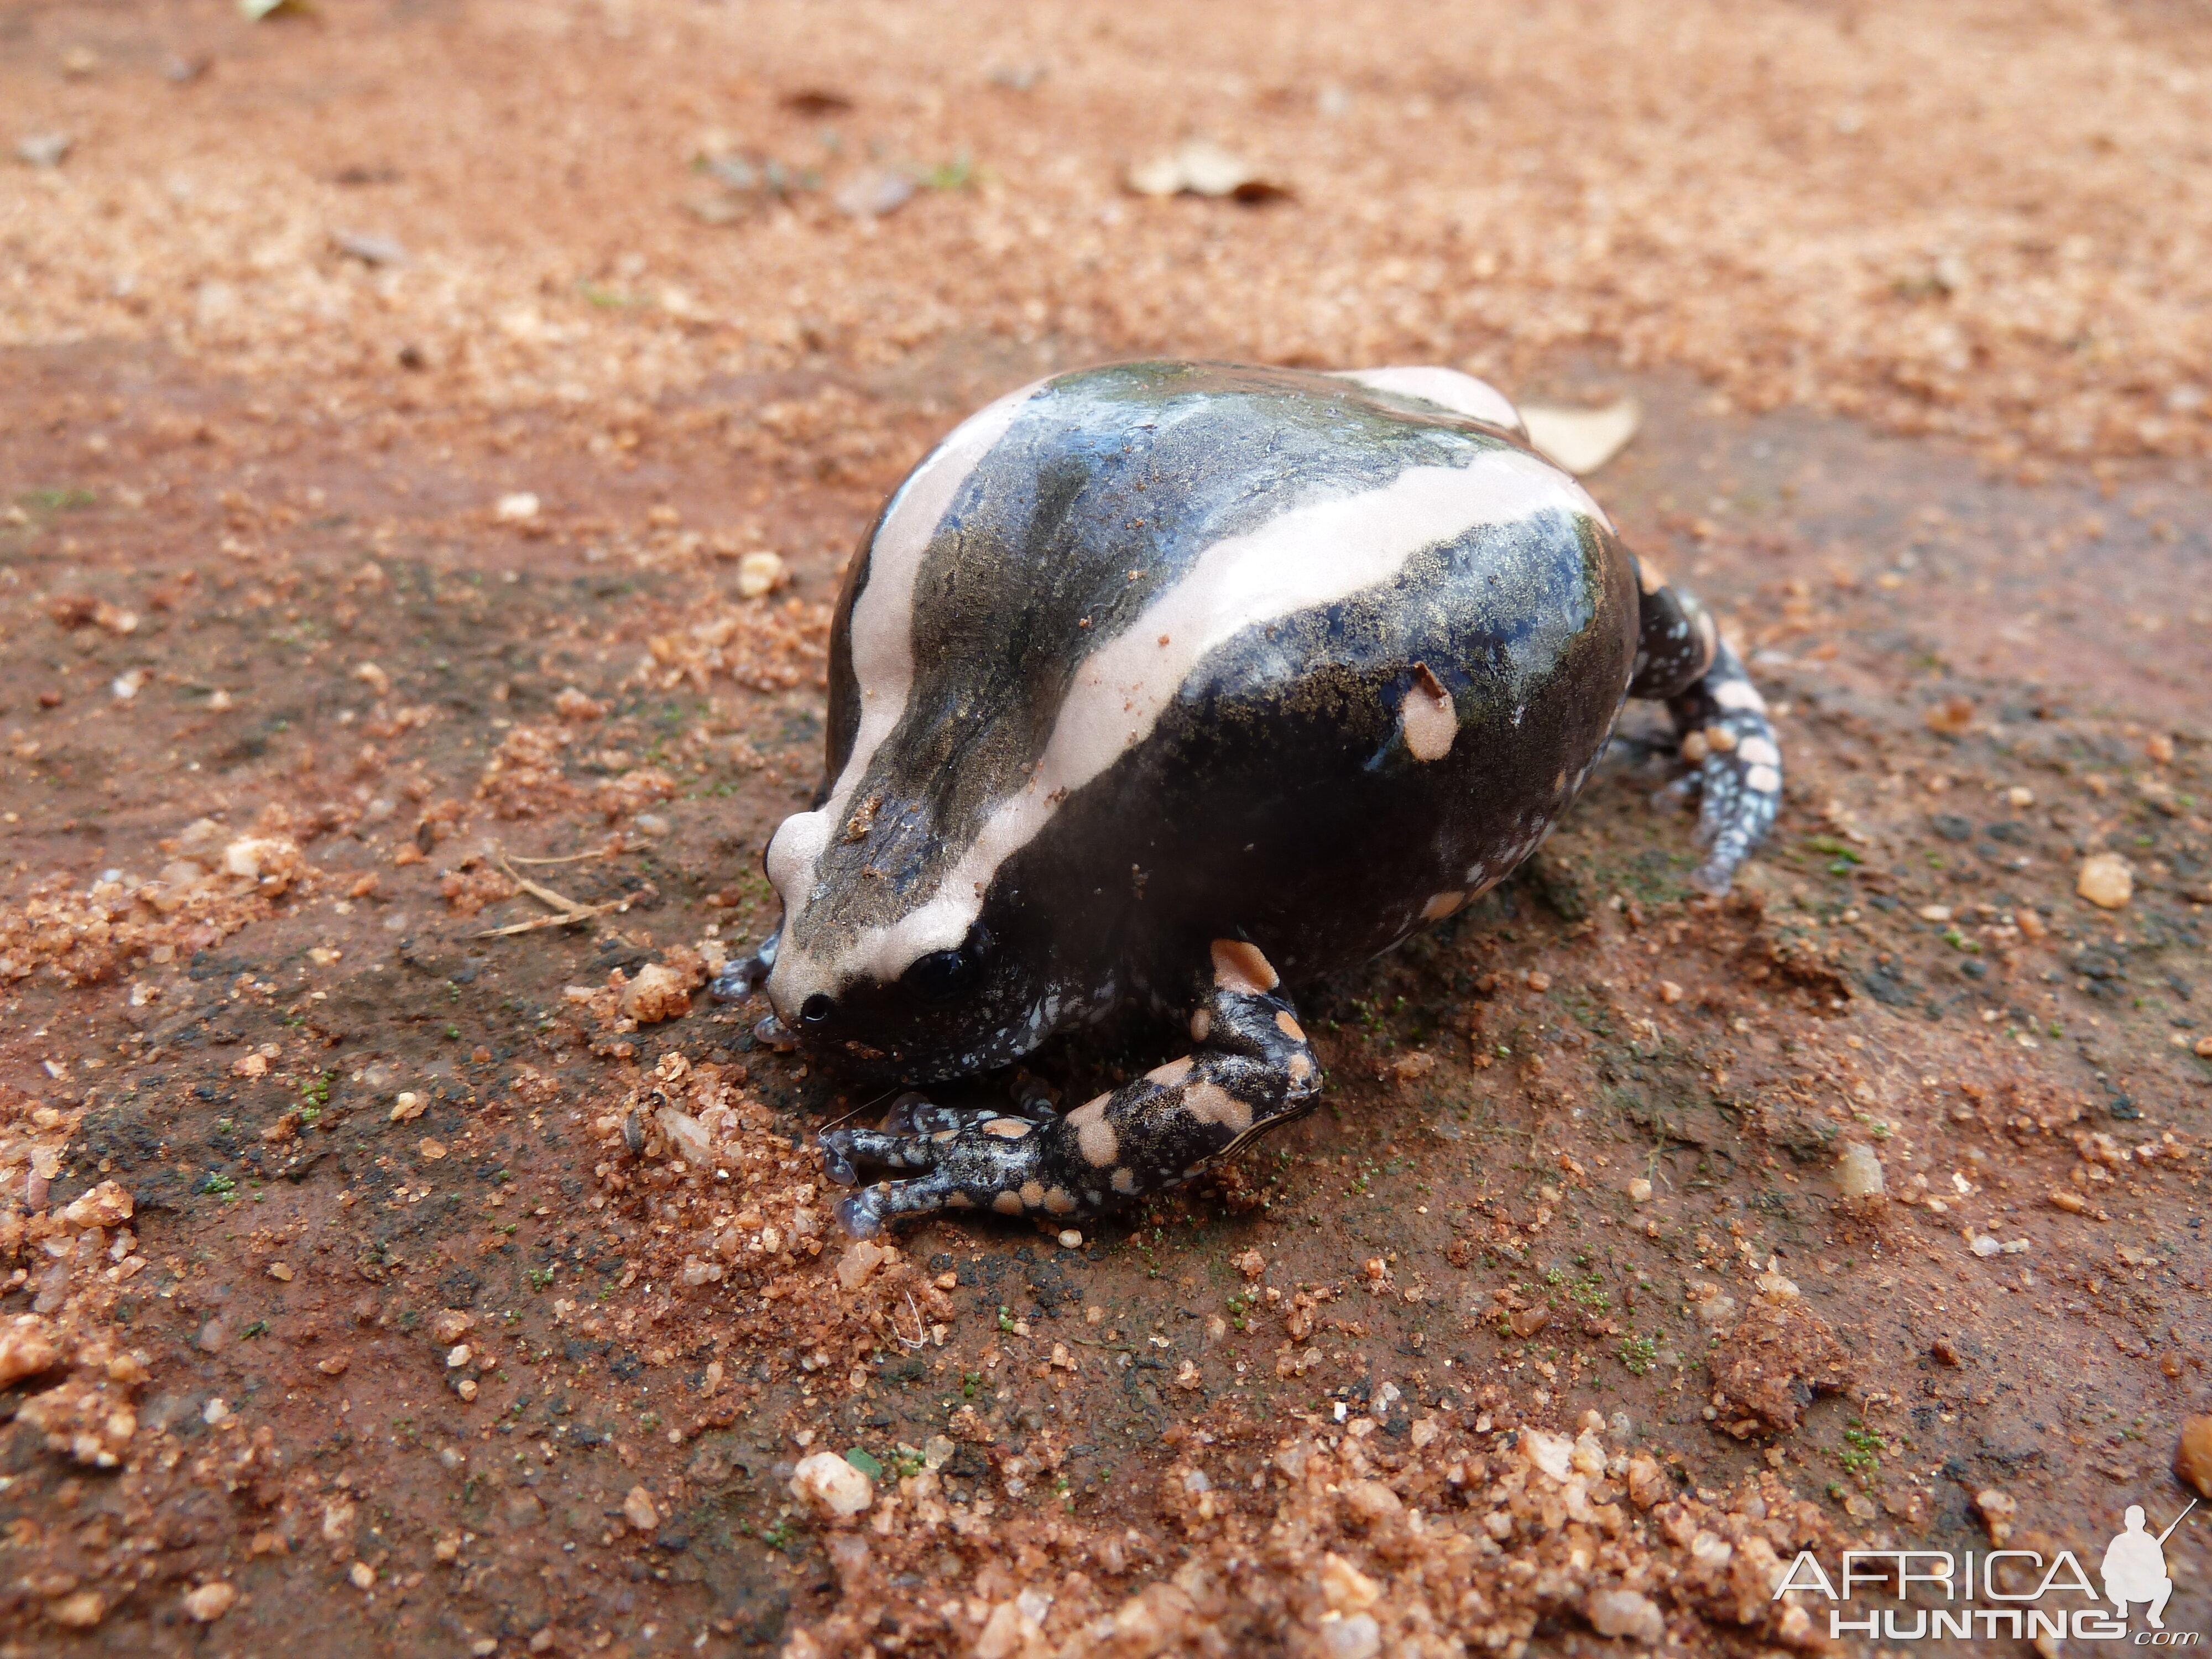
top-left (753, 793), bottom-right (1061, 1083)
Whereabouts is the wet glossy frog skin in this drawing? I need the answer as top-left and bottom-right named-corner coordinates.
top-left (711, 362), bottom-right (1780, 1238)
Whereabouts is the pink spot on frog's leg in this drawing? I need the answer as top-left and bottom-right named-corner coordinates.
top-left (1067, 1093), bottom-right (1119, 1167)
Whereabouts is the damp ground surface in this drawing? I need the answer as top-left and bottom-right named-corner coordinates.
top-left (2, 3), bottom-right (2210, 1656)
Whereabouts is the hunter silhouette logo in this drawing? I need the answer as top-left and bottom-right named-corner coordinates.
top-left (2105, 1502), bottom-right (2194, 1630)
top-left (1773, 1498), bottom-right (2201, 1644)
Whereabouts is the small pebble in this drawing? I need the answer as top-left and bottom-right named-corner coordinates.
top-left (1657, 980), bottom-right (1683, 1004)
top-left (1585, 1588), bottom-right (1665, 1644)
top-left (493, 492), bottom-right (540, 523)
top-left (1627, 1177), bottom-right (1652, 1203)
top-left (1318, 1613), bottom-right (1381, 1659)
top-left (790, 1450), bottom-right (873, 1516)
top-left (2176, 1416), bottom-right (2212, 1500)
top-left (182, 1582), bottom-right (238, 1623)
top-left (1975, 1487), bottom-right (2017, 1545)
top-left (837, 1238), bottom-right (886, 1291)
top-left (1057, 1229), bottom-right (1083, 1249)
top-left (2077, 853), bottom-right (2132, 910)
top-left (348, 1562), bottom-right (375, 1591)
top-left (1835, 1141), bottom-right (1885, 1199)
top-left (17, 132), bottom-right (73, 169)
top-left (333, 229), bottom-right (409, 267)
top-left (48, 1590), bottom-right (104, 1629)
top-left (735, 550), bottom-right (787, 598)
top-left (623, 1486), bottom-right (659, 1531)
top-left (831, 169), bottom-right (914, 220)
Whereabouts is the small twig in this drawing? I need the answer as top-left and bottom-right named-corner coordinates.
top-left (468, 847), bottom-right (624, 939)
top-left (506, 842), bottom-right (632, 867)
top-left (465, 903), bottom-right (620, 940)
top-left (495, 853), bottom-right (594, 915)
top-left (895, 1290), bottom-right (928, 1349)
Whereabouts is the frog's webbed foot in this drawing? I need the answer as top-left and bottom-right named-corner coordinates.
top-left (1627, 559), bottom-right (1781, 896)
top-left (818, 941), bottom-right (1321, 1239)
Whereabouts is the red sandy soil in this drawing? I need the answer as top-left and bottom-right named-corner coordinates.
top-left (2, 3), bottom-right (2209, 1655)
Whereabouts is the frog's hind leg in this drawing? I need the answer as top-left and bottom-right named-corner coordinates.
top-left (821, 941), bottom-right (1320, 1238)
top-left (1627, 557), bottom-right (1782, 895)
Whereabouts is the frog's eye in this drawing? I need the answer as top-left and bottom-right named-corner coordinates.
top-left (800, 993), bottom-right (835, 1026)
top-left (904, 945), bottom-right (981, 1005)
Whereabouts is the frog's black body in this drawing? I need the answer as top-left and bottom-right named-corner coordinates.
top-left (715, 362), bottom-right (1781, 1238)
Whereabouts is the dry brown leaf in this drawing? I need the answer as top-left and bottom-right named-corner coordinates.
top-left (1520, 400), bottom-right (1641, 475)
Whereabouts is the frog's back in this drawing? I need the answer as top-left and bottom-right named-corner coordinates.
top-left (781, 362), bottom-right (1635, 1008)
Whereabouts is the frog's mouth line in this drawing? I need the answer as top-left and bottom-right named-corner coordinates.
top-left (748, 988), bottom-right (1070, 1089)
top-left (752, 1013), bottom-right (888, 1070)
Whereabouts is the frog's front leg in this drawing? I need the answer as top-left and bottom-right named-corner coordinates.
top-left (1627, 557), bottom-right (1782, 895)
top-left (709, 926), bottom-right (779, 1001)
top-left (821, 941), bottom-right (1319, 1238)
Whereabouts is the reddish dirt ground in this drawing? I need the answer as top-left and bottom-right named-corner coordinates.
top-left (3, 3), bottom-right (2210, 1657)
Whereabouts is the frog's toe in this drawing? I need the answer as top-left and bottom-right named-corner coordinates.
top-left (835, 1187), bottom-right (889, 1238)
top-left (882, 1091), bottom-right (933, 1133)
top-left (819, 1125), bottom-right (936, 1180)
top-left (1685, 755), bottom-right (1778, 894)
top-left (709, 958), bottom-right (761, 1002)
top-left (709, 932), bottom-right (779, 1002)
top-left (834, 1175), bottom-right (968, 1239)
top-left (1010, 1076), bottom-right (1061, 1117)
